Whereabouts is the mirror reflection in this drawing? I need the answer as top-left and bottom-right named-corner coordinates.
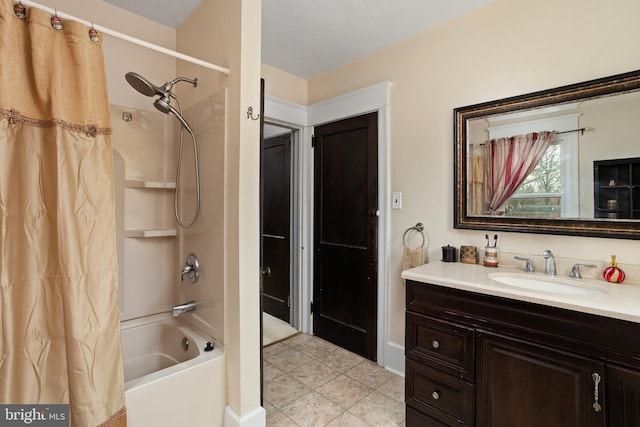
top-left (454, 69), bottom-right (640, 239)
top-left (467, 91), bottom-right (640, 220)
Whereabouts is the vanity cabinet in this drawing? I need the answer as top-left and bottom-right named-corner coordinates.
top-left (405, 280), bottom-right (640, 427)
top-left (607, 364), bottom-right (640, 426)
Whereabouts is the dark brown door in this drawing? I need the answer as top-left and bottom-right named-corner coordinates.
top-left (313, 112), bottom-right (378, 361)
top-left (261, 132), bottom-right (292, 322)
top-left (607, 364), bottom-right (640, 426)
top-left (476, 332), bottom-right (605, 427)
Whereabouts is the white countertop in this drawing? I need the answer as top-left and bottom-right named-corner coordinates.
top-left (402, 262), bottom-right (640, 323)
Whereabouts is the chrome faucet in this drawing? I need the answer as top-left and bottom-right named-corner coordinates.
top-left (543, 250), bottom-right (556, 276)
top-left (569, 263), bottom-right (597, 279)
top-left (514, 256), bottom-right (535, 273)
top-left (180, 253), bottom-right (199, 283)
top-left (172, 301), bottom-right (196, 317)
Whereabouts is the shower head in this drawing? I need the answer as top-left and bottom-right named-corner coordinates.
top-left (125, 72), bottom-right (198, 98)
top-left (125, 72), bottom-right (162, 97)
top-left (125, 71), bottom-right (198, 134)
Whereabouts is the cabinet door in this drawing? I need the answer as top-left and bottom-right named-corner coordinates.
top-left (607, 364), bottom-right (640, 426)
top-left (476, 332), bottom-right (605, 427)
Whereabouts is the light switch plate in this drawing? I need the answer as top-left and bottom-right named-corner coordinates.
top-left (392, 192), bottom-right (402, 209)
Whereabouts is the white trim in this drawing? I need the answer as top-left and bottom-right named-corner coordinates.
top-left (264, 81), bottom-right (393, 367)
top-left (263, 97), bottom-right (313, 334)
top-left (384, 341), bottom-right (406, 377)
top-left (486, 102), bottom-right (581, 123)
top-left (297, 126), bottom-right (314, 334)
top-left (308, 81), bottom-right (391, 126)
top-left (223, 406), bottom-right (266, 427)
top-left (376, 103), bottom-right (391, 367)
top-left (264, 96), bottom-right (309, 127)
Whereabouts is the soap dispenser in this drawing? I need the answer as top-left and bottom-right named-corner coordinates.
top-left (603, 255), bottom-right (626, 284)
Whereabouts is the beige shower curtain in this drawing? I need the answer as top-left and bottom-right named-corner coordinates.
top-left (0, 2), bottom-right (126, 426)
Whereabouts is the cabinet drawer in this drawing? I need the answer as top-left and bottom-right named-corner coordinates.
top-left (406, 359), bottom-right (474, 425)
top-left (407, 312), bottom-right (474, 380)
top-left (406, 405), bottom-right (457, 427)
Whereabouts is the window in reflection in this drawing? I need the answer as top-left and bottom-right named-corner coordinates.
top-left (505, 142), bottom-right (562, 217)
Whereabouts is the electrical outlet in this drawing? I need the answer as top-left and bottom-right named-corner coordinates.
top-left (392, 192), bottom-right (402, 209)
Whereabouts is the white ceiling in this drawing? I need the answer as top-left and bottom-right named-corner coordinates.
top-left (103, 0), bottom-right (495, 79)
top-left (103, 0), bottom-right (202, 29)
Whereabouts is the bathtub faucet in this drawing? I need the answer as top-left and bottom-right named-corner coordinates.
top-left (172, 301), bottom-right (196, 317)
top-left (180, 253), bottom-right (199, 283)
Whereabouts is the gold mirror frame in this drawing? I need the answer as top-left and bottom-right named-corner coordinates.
top-left (454, 69), bottom-right (640, 239)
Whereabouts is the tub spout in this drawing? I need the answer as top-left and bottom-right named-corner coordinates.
top-left (172, 301), bottom-right (196, 317)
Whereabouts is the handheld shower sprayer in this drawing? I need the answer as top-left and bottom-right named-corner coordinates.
top-left (124, 71), bottom-right (201, 229)
top-left (153, 95), bottom-right (194, 135)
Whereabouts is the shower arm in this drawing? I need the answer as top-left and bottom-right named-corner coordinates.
top-left (161, 77), bottom-right (198, 95)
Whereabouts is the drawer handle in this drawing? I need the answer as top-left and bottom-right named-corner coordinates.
top-left (431, 390), bottom-right (440, 400)
top-left (431, 340), bottom-right (440, 349)
top-left (592, 373), bottom-right (602, 412)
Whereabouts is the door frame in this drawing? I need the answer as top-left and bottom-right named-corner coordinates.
top-left (262, 122), bottom-right (299, 326)
top-left (263, 81), bottom-right (395, 370)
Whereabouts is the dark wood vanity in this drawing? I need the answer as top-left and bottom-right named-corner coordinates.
top-left (405, 280), bottom-right (640, 426)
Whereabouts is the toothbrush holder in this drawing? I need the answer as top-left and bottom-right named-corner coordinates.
top-left (484, 246), bottom-right (498, 268)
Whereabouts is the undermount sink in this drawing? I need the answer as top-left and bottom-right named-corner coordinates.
top-left (489, 273), bottom-right (608, 296)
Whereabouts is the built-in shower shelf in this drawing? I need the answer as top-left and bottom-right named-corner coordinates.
top-left (124, 229), bottom-right (177, 238)
top-left (124, 180), bottom-right (176, 189)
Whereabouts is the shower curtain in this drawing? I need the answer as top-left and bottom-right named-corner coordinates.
top-left (0, 2), bottom-right (126, 426)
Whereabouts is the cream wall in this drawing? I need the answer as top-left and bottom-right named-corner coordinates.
top-left (261, 64), bottom-right (308, 106)
top-left (178, 0), bottom-right (264, 421)
top-left (285, 0), bottom-right (640, 347)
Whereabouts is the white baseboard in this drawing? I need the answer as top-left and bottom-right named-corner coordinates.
top-left (224, 406), bottom-right (266, 427)
top-left (384, 341), bottom-right (405, 377)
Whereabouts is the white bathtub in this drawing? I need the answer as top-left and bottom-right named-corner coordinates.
top-left (121, 314), bottom-right (226, 427)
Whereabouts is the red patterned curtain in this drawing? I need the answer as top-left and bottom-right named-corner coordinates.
top-left (484, 131), bottom-right (556, 215)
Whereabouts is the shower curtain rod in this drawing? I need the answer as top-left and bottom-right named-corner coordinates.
top-left (20, 0), bottom-right (230, 75)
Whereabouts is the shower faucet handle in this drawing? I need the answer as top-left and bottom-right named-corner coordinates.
top-left (180, 253), bottom-right (199, 283)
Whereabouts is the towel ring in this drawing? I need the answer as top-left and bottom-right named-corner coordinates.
top-left (403, 222), bottom-right (425, 247)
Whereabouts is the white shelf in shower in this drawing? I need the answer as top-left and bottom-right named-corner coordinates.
top-left (124, 180), bottom-right (176, 189)
top-left (124, 229), bottom-right (177, 238)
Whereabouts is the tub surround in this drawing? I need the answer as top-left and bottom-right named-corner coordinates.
top-left (402, 259), bottom-right (640, 323)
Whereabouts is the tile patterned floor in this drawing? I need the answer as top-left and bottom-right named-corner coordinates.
top-left (264, 333), bottom-right (405, 427)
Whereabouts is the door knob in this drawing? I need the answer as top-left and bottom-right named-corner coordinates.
top-left (262, 267), bottom-right (272, 278)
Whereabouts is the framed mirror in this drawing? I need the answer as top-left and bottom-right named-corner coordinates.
top-left (454, 69), bottom-right (640, 239)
